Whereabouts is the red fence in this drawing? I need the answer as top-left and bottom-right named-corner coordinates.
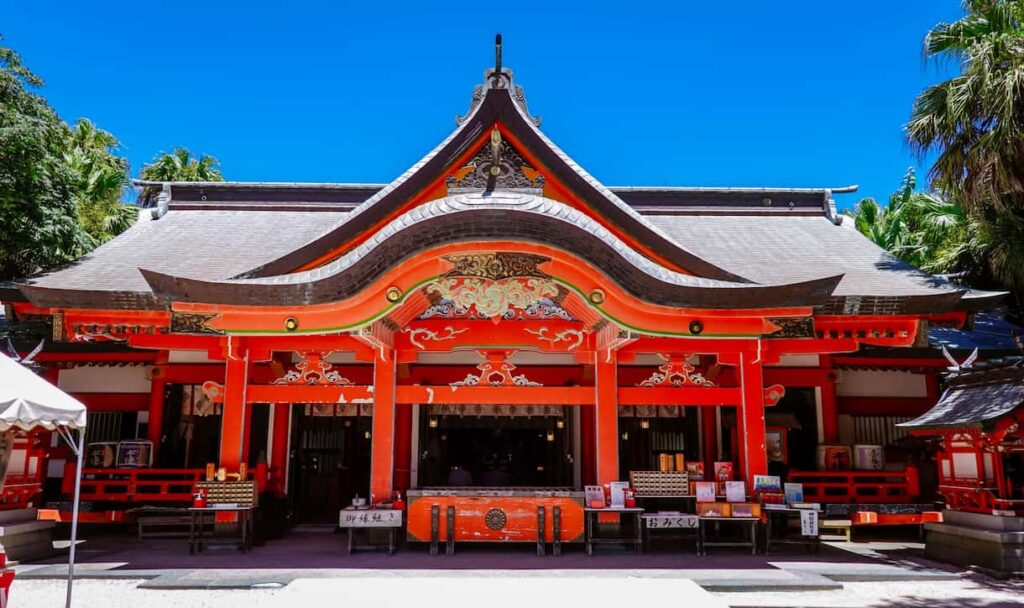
top-left (0, 438), bottom-right (48, 510)
top-left (63, 467), bottom-right (206, 503)
top-left (788, 466), bottom-right (919, 503)
top-left (62, 464), bottom-right (269, 504)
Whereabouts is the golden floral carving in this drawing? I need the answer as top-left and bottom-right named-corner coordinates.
top-left (425, 277), bottom-right (559, 319)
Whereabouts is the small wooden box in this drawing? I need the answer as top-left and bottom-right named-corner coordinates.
top-left (697, 501), bottom-right (731, 518)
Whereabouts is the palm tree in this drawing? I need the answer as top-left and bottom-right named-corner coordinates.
top-left (64, 119), bottom-right (135, 248)
top-left (847, 168), bottom-right (1024, 311)
top-left (906, 1), bottom-right (1024, 213)
top-left (138, 148), bottom-right (223, 206)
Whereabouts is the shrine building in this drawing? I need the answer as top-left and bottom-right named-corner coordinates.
top-left (0, 51), bottom-right (1008, 543)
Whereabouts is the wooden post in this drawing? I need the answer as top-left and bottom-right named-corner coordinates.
top-left (739, 350), bottom-right (767, 489)
top-left (819, 372), bottom-right (839, 444)
top-left (147, 377), bottom-right (167, 462)
top-left (702, 406), bottom-right (719, 473)
top-left (393, 404), bottom-right (413, 494)
top-left (219, 339), bottom-right (248, 472)
top-left (370, 349), bottom-right (397, 503)
top-left (270, 403), bottom-right (290, 497)
top-left (595, 350), bottom-right (619, 485)
top-left (579, 405), bottom-right (596, 486)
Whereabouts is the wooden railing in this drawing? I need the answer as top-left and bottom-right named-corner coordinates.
top-left (788, 466), bottom-right (919, 503)
top-left (0, 442), bottom-right (48, 510)
top-left (63, 467), bottom-right (206, 503)
top-left (62, 464), bottom-right (270, 504)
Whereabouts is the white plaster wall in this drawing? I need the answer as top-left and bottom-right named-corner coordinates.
top-left (168, 350), bottom-right (214, 363)
top-left (836, 369), bottom-right (928, 398)
top-left (58, 365), bottom-right (152, 393)
top-left (769, 354), bottom-right (820, 368)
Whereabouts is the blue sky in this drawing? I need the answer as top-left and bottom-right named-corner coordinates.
top-left (5, 1), bottom-right (964, 208)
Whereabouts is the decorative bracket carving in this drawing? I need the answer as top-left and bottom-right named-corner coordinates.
top-left (639, 354), bottom-right (715, 387)
top-left (763, 384), bottom-right (786, 406)
top-left (273, 351), bottom-right (353, 386)
top-left (523, 327), bottom-right (589, 350)
top-left (403, 325), bottom-right (469, 349)
top-left (451, 350), bottom-right (541, 387)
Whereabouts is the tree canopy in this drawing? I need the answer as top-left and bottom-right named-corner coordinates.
top-left (906, 0), bottom-right (1024, 214)
top-left (0, 36), bottom-right (225, 282)
top-left (138, 148), bottom-right (223, 207)
top-left (0, 38), bottom-right (89, 281)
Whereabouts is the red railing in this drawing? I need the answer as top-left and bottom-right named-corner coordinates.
top-left (63, 467), bottom-right (206, 503)
top-left (788, 466), bottom-right (919, 503)
top-left (62, 464), bottom-right (269, 504)
top-left (0, 442), bottom-right (48, 510)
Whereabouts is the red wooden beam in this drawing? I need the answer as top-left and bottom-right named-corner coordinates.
top-left (34, 351), bottom-right (157, 363)
top-left (71, 393), bottom-right (149, 412)
top-left (618, 387), bottom-right (741, 406)
top-left (837, 396), bottom-right (936, 416)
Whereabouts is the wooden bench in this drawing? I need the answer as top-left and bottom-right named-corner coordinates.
top-left (820, 519), bottom-right (852, 542)
top-left (138, 514), bottom-right (197, 539)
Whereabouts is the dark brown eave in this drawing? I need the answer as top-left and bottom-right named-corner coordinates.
top-left (236, 86), bottom-right (747, 283)
top-left (140, 193), bottom-right (844, 310)
top-left (17, 285), bottom-right (165, 311)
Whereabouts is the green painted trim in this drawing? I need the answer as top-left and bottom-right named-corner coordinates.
top-left (223, 273), bottom-right (760, 340)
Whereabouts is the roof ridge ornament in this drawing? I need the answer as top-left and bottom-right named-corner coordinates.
top-left (455, 34), bottom-right (541, 127)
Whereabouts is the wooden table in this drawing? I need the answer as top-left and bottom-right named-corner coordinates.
top-left (188, 506), bottom-right (255, 554)
top-left (584, 507), bottom-right (644, 555)
top-left (338, 508), bottom-right (403, 554)
top-left (641, 513), bottom-right (699, 553)
top-left (764, 507), bottom-right (820, 554)
top-left (697, 516), bottom-right (759, 555)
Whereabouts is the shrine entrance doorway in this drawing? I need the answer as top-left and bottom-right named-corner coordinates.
top-left (289, 406), bottom-right (372, 523)
top-left (416, 405), bottom-right (577, 488)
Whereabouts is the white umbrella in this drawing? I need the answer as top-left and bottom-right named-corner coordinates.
top-left (0, 353), bottom-right (87, 608)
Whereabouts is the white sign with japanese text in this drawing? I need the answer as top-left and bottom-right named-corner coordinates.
top-left (338, 509), bottom-right (403, 528)
top-left (799, 509), bottom-right (819, 536)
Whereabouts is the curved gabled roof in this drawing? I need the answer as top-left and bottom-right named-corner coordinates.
top-left (141, 192), bottom-right (842, 309)
top-left (236, 71), bottom-right (747, 282)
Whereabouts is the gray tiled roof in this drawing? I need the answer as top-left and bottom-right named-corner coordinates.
top-left (645, 214), bottom-right (960, 298)
top-left (899, 362), bottom-right (1024, 430)
top-left (141, 192), bottom-right (841, 309)
top-left (18, 209), bottom-right (347, 308)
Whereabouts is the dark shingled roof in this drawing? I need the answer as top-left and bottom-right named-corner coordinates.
top-left (142, 192), bottom-right (842, 309)
top-left (10, 68), bottom-right (1005, 313)
top-left (17, 209), bottom-right (347, 309)
top-left (899, 360), bottom-right (1024, 431)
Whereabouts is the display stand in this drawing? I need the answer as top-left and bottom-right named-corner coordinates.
top-left (697, 517), bottom-right (759, 555)
top-left (584, 507), bottom-right (644, 555)
top-left (763, 507), bottom-right (820, 554)
top-left (338, 508), bottom-right (403, 554)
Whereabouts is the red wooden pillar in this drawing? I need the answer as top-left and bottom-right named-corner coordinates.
top-left (595, 351), bottom-right (619, 484)
top-left (739, 351), bottom-right (768, 489)
top-left (702, 406), bottom-right (719, 473)
top-left (270, 403), bottom-right (290, 497)
top-left (370, 349), bottom-right (397, 503)
top-left (147, 376), bottom-right (167, 462)
top-left (819, 373), bottom-right (839, 444)
top-left (219, 340), bottom-right (249, 472)
top-left (147, 353), bottom-right (169, 462)
top-left (393, 404), bottom-right (412, 494)
top-left (580, 405), bottom-right (596, 486)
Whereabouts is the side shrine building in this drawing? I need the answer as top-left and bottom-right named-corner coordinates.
top-left (0, 59), bottom-right (1009, 543)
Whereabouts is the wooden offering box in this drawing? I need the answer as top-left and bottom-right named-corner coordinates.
top-left (630, 471), bottom-right (690, 497)
top-left (406, 488), bottom-right (585, 543)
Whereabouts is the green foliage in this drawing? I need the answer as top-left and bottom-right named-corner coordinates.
top-left (847, 168), bottom-right (1024, 311)
top-left (906, 0), bottom-right (1024, 213)
top-left (64, 118), bottom-right (137, 247)
top-left (0, 38), bottom-right (90, 281)
top-left (846, 168), bottom-right (970, 271)
top-left (138, 148), bottom-right (223, 206)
